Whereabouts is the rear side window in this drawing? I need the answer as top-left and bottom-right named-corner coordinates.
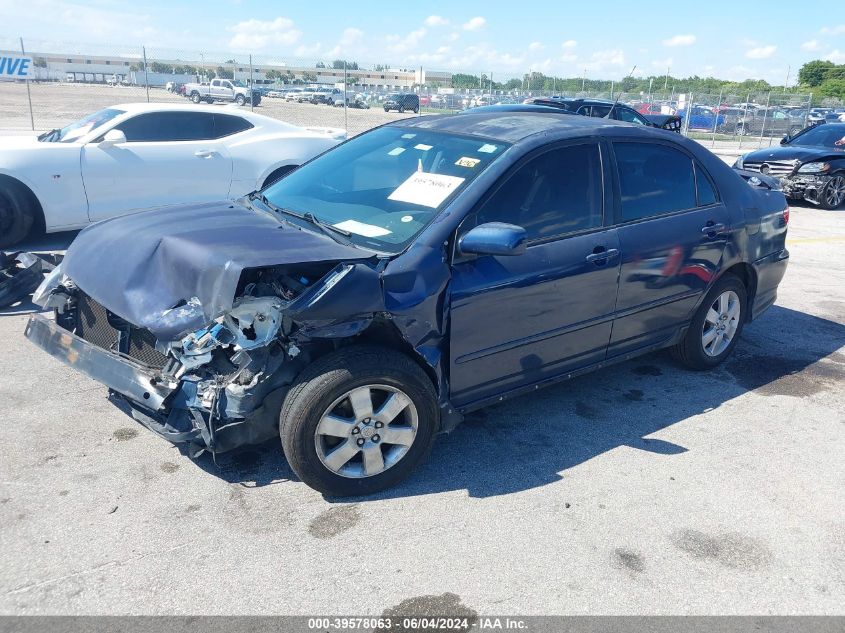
top-left (613, 142), bottom-right (697, 222)
top-left (695, 163), bottom-right (719, 206)
top-left (475, 143), bottom-right (603, 241)
top-left (115, 112), bottom-right (215, 142)
top-left (614, 107), bottom-right (648, 125)
top-left (214, 114), bottom-right (253, 137)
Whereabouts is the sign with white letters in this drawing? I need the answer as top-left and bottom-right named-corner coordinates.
top-left (0, 56), bottom-right (33, 78)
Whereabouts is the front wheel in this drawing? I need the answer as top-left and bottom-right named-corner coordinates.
top-left (235, 94), bottom-right (246, 106)
top-left (280, 346), bottom-right (439, 496)
top-left (190, 92), bottom-right (201, 104)
top-left (671, 274), bottom-right (747, 370)
top-left (0, 181), bottom-right (36, 249)
top-left (819, 174), bottom-right (845, 210)
top-left (413, 106), bottom-right (419, 114)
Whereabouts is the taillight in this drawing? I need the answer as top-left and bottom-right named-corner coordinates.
top-left (783, 206), bottom-right (790, 225)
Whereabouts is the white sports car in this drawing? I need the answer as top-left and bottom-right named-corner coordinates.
top-left (0, 103), bottom-right (346, 248)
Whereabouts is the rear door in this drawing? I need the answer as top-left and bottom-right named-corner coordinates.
top-left (449, 141), bottom-right (621, 407)
top-left (81, 111), bottom-right (233, 221)
top-left (607, 140), bottom-right (730, 358)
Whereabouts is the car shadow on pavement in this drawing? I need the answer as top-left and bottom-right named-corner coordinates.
top-left (187, 305), bottom-right (845, 498)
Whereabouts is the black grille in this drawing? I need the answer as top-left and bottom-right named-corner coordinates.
top-left (76, 294), bottom-right (169, 369)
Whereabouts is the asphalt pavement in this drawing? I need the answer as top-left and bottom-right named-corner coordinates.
top-left (0, 194), bottom-right (843, 615)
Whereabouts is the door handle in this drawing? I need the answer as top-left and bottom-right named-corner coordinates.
top-left (194, 149), bottom-right (216, 158)
top-left (701, 222), bottom-right (726, 235)
top-left (585, 248), bottom-right (619, 264)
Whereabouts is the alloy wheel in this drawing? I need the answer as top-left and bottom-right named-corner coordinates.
top-left (824, 175), bottom-right (845, 208)
top-left (701, 290), bottom-right (741, 357)
top-left (314, 384), bottom-right (418, 478)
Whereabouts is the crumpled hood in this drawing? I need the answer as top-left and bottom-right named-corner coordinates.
top-left (743, 144), bottom-right (842, 164)
top-left (62, 201), bottom-right (373, 340)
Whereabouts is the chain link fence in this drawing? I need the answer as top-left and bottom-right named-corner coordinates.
top-left (0, 37), bottom-right (820, 149)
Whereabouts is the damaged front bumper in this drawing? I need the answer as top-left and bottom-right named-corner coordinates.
top-left (24, 312), bottom-right (289, 453)
top-left (781, 173), bottom-right (834, 205)
top-left (25, 314), bottom-right (177, 409)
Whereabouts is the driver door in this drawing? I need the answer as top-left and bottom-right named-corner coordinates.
top-left (81, 111), bottom-right (232, 221)
top-left (448, 141), bottom-right (621, 407)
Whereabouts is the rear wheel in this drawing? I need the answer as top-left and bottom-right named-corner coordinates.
top-left (672, 274), bottom-right (747, 370)
top-left (280, 346), bottom-right (438, 496)
top-left (413, 105), bottom-right (419, 114)
top-left (819, 174), bottom-right (845, 210)
top-left (398, 105), bottom-right (405, 113)
top-left (0, 181), bottom-right (36, 249)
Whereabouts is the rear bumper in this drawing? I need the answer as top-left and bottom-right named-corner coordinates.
top-left (24, 313), bottom-right (176, 411)
top-left (750, 248), bottom-right (789, 321)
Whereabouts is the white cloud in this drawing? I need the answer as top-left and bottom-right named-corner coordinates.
top-left (560, 52), bottom-right (578, 63)
top-left (651, 57), bottom-right (673, 69)
top-left (820, 24), bottom-right (845, 35)
top-left (229, 17), bottom-right (301, 50)
top-left (529, 42), bottom-right (544, 52)
top-left (825, 49), bottom-right (845, 63)
top-left (583, 49), bottom-right (626, 73)
top-left (745, 45), bottom-right (776, 59)
top-left (462, 16), bottom-right (486, 31)
top-left (662, 34), bottom-right (696, 47)
top-left (801, 39), bottom-right (820, 51)
top-left (562, 40), bottom-right (577, 49)
top-left (324, 27), bottom-right (365, 58)
top-left (385, 27), bottom-right (427, 54)
top-left (424, 15), bottom-right (449, 27)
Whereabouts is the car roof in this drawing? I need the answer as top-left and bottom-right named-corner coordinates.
top-left (390, 110), bottom-right (647, 144)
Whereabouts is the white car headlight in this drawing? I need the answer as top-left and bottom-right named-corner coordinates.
top-left (797, 162), bottom-right (829, 174)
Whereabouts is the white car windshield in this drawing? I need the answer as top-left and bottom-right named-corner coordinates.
top-left (39, 108), bottom-right (125, 143)
top-left (261, 126), bottom-right (509, 253)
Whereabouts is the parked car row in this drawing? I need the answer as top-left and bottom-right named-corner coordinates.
top-left (1, 103), bottom-right (796, 496)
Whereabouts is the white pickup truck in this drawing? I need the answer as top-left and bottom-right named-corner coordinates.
top-left (184, 79), bottom-right (261, 106)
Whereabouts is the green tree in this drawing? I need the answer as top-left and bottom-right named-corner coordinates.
top-left (149, 61), bottom-right (173, 73)
top-left (33, 56), bottom-right (47, 68)
top-left (216, 66), bottom-right (233, 79)
top-left (817, 78), bottom-right (845, 99)
top-left (798, 60), bottom-right (836, 87)
top-left (452, 73), bottom-right (480, 89)
top-left (315, 61), bottom-right (326, 69)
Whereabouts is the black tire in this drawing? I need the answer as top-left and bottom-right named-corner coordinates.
top-left (280, 345), bottom-right (439, 496)
top-left (818, 173), bottom-right (845, 210)
top-left (0, 181), bottom-right (36, 249)
top-left (235, 94), bottom-right (246, 106)
top-left (398, 105), bottom-right (405, 113)
top-left (413, 106), bottom-right (419, 114)
top-left (735, 123), bottom-right (746, 136)
top-left (384, 106), bottom-right (389, 112)
top-left (262, 165), bottom-right (297, 188)
top-left (190, 92), bottom-right (201, 104)
top-left (671, 274), bottom-right (747, 370)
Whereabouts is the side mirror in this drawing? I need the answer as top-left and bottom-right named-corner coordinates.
top-left (780, 135), bottom-right (789, 145)
top-left (99, 129), bottom-right (126, 147)
top-left (459, 222), bottom-right (527, 257)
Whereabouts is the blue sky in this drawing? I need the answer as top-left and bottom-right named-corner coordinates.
top-left (1, 0), bottom-right (843, 82)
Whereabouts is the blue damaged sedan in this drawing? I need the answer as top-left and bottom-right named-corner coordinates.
top-left (26, 111), bottom-right (790, 495)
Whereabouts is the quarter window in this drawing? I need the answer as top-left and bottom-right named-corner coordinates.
top-left (214, 114), bottom-right (253, 137)
top-left (695, 163), bottom-right (719, 206)
top-left (613, 142), bottom-right (697, 222)
top-left (475, 143), bottom-right (603, 241)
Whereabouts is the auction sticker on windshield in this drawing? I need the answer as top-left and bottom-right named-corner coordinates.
top-left (388, 172), bottom-right (465, 208)
top-left (333, 219), bottom-right (392, 237)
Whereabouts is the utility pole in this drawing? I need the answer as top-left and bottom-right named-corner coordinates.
top-left (664, 66), bottom-right (670, 92)
top-left (582, 68), bottom-right (586, 92)
top-left (784, 65), bottom-right (790, 92)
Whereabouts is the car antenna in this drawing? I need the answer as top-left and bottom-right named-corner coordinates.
top-left (606, 65), bottom-right (637, 118)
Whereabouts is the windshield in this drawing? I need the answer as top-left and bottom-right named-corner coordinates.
top-left (39, 107), bottom-right (125, 143)
top-left (788, 125), bottom-right (845, 148)
top-left (262, 126), bottom-right (509, 252)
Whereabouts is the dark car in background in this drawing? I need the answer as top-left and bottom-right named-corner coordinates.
top-left (523, 97), bottom-right (682, 132)
top-left (27, 112), bottom-right (789, 496)
top-left (728, 108), bottom-right (807, 138)
top-left (735, 122), bottom-right (845, 209)
top-left (383, 93), bottom-right (420, 113)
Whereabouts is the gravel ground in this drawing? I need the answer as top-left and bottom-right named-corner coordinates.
top-left (0, 124), bottom-right (842, 615)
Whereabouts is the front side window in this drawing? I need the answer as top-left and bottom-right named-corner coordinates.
top-left (614, 142), bottom-right (697, 222)
top-left (263, 126), bottom-right (509, 252)
top-left (475, 143), bottom-right (603, 241)
top-left (114, 112), bottom-right (215, 142)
